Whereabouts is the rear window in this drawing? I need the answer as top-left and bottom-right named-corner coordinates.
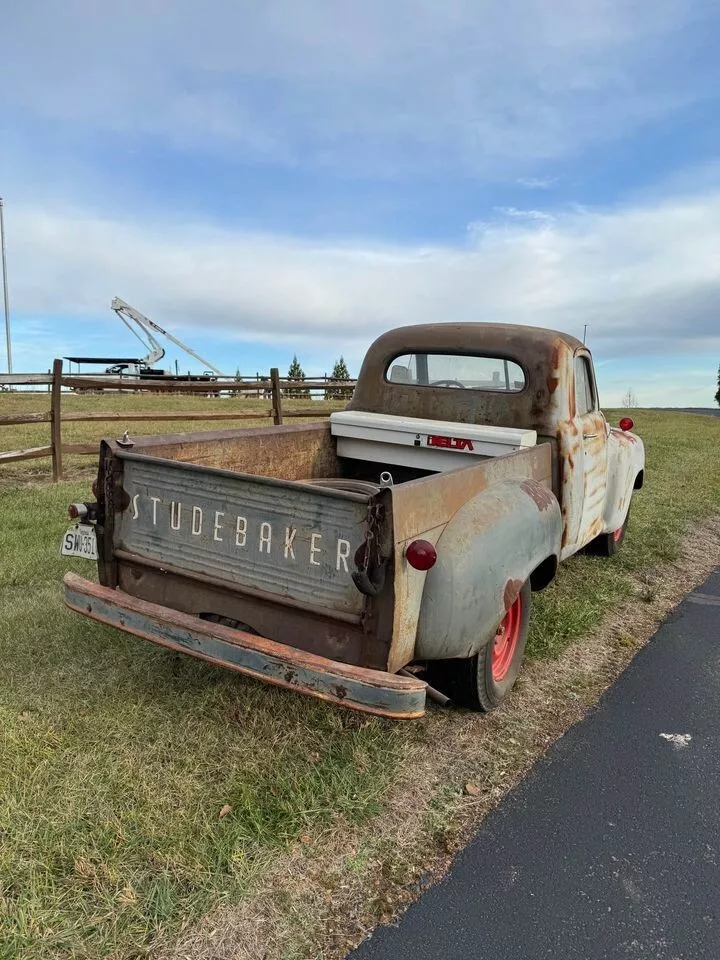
top-left (387, 354), bottom-right (526, 392)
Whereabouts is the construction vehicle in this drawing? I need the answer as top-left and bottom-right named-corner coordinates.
top-left (106, 298), bottom-right (224, 380)
top-left (65, 299), bottom-right (225, 381)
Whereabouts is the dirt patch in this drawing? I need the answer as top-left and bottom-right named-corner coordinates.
top-left (156, 517), bottom-right (720, 960)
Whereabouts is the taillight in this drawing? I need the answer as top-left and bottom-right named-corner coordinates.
top-left (619, 417), bottom-right (634, 432)
top-left (92, 480), bottom-right (98, 497)
top-left (405, 539), bottom-right (437, 571)
top-left (68, 501), bottom-right (98, 521)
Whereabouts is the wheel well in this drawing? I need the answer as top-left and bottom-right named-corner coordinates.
top-left (530, 554), bottom-right (558, 592)
top-left (634, 470), bottom-right (644, 489)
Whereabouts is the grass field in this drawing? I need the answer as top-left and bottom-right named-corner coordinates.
top-left (1, 405), bottom-right (719, 959)
top-left (0, 390), bottom-right (340, 487)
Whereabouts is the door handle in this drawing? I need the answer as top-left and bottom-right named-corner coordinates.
top-left (583, 433), bottom-right (598, 439)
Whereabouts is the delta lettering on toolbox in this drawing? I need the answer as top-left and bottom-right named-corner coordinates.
top-left (128, 493), bottom-right (352, 572)
top-left (426, 434), bottom-right (475, 451)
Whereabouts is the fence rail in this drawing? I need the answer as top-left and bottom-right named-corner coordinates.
top-left (0, 362), bottom-right (356, 481)
top-left (0, 373), bottom-right (54, 386)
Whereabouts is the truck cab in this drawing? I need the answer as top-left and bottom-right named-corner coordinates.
top-left (345, 322), bottom-right (643, 560)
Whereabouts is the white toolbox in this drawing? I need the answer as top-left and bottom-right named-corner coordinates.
top-left (330, 410), bottom-right (536, 473)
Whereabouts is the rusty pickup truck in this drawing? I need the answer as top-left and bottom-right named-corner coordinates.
top-left (62, 323), bottom-right (644, 719)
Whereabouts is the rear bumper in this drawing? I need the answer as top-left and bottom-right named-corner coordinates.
top-left (63, 573), bottom-right (426, 720)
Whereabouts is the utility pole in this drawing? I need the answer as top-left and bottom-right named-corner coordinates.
top-left (582, 323), bottom-right (589, 344)
top-left (0, 197), bottom-right (12, 374)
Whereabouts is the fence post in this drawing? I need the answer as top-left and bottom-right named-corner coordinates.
top-left (50, 358), bottom-right (63, 482)
top-left (270, 367), bottom-right (283, 425)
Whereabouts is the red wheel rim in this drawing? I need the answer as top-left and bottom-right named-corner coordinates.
top-left (612, 526), bottom-right (623, 543)
top-left (492, 593), bottom-right (522, 682)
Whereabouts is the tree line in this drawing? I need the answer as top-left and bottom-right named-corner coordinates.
top-left (231, 357), bottom-right (354, 400)
top-left (286, 355), bottom-right (354, 399)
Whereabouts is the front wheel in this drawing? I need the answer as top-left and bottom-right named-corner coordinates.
top-left (428, 580), bottom-right (531, 712)
top-left (588, 505), bottom-right (630, 557)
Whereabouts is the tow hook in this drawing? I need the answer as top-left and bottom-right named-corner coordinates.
top-left (352, 536), bottom-right (388, 597)
top-left (352, 563), bottom-right (387, 597)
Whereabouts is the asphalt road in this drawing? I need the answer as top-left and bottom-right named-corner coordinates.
top-left (350, 568), bottom-right (720, 960)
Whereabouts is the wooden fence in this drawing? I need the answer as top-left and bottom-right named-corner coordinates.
top-left (0, 361), bottom-right (356, 481)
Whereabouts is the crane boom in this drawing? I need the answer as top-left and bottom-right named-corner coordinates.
top-left (110, 298), bottom-right (224, 376)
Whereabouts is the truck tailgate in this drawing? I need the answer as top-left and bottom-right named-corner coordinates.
top-left (112, 453), bottom-right (370, 618)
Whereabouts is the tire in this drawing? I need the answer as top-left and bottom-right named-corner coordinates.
top-left (428, 580), bottom-right (531, 712)
top-left (588, 505), bottom-right (630, 557)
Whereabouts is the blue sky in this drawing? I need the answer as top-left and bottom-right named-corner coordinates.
top-left (2, 0), bottom-right (719, 406)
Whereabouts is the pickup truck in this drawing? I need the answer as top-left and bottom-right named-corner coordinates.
top-left (62, 323), bottom-right (645, 720)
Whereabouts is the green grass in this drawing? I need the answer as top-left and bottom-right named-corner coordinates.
top-left (0, 408), bottom-right (718, 958)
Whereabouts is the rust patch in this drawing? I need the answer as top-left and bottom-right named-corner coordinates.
top-left (520, 478), bottom-right (556, 512)
top-left (551, 341), bottom-right (562, 370)
top-left (547, 376), bottom-right (559, 395)
top-left (568, 388), bottom-right (576, 420)
top-left (610, 427), bottom-right (638, 448)
top-left (503, 578), bottom-right (523, 611)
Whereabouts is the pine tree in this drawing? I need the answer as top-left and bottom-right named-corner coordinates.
top-left (715, 364), bottom-right (720, 407)
top-left (326, 356), bottom-right (353, 400)
top-left (286, 355), bottom-right (309, 397)
top-left (233, 367), bottom-right (242, 397)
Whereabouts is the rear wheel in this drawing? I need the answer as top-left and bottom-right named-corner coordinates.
top-left (428, 580), bottom-right (531, 711)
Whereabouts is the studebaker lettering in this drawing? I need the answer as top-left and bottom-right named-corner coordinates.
top-left (129, 492), bottom-right (352, 571)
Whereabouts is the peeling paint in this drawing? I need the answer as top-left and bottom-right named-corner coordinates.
top-left (503, 578), bottom-right (523, 611)
top-left (520, 478), bottom-right (556, 512)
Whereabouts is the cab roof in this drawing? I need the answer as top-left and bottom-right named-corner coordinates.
top-left (348, 321), bottom-right (589, 435)
top-left (366, 322), bottom-right (585, 358)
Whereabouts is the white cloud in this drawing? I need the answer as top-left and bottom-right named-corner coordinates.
top-left (1, 0), bottom-right (716, 177)
top-left (517, 178), bottom-right (559, 190)
top-left (4, 187), bottom-right (720, 382)
top-left (492, 207), bottom-right (556, 224)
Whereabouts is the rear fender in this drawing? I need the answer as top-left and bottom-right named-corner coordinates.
top-left (415, 478), bottom-right (562, 661)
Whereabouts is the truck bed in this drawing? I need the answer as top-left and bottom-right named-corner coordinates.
top-left (94, 420), bottom-right (554, 674)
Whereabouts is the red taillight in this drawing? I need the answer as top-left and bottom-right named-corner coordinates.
top-left (92, 480), bottom-right (98, 497)
top-left (619, 417), bottom-right (634, 432)
top-left (405, 539), bottom-right (437, 571)
top-left (68, 503), bottom-right (88, 520)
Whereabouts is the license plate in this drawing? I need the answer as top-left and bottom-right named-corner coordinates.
top-left (60, 523), bottom-right (98, 560)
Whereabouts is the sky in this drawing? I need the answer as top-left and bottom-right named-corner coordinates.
top-left (1, 0), bottom-right (719, 406)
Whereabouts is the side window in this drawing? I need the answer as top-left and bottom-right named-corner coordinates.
top-left (574, 357), bottom-right (595, 416)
